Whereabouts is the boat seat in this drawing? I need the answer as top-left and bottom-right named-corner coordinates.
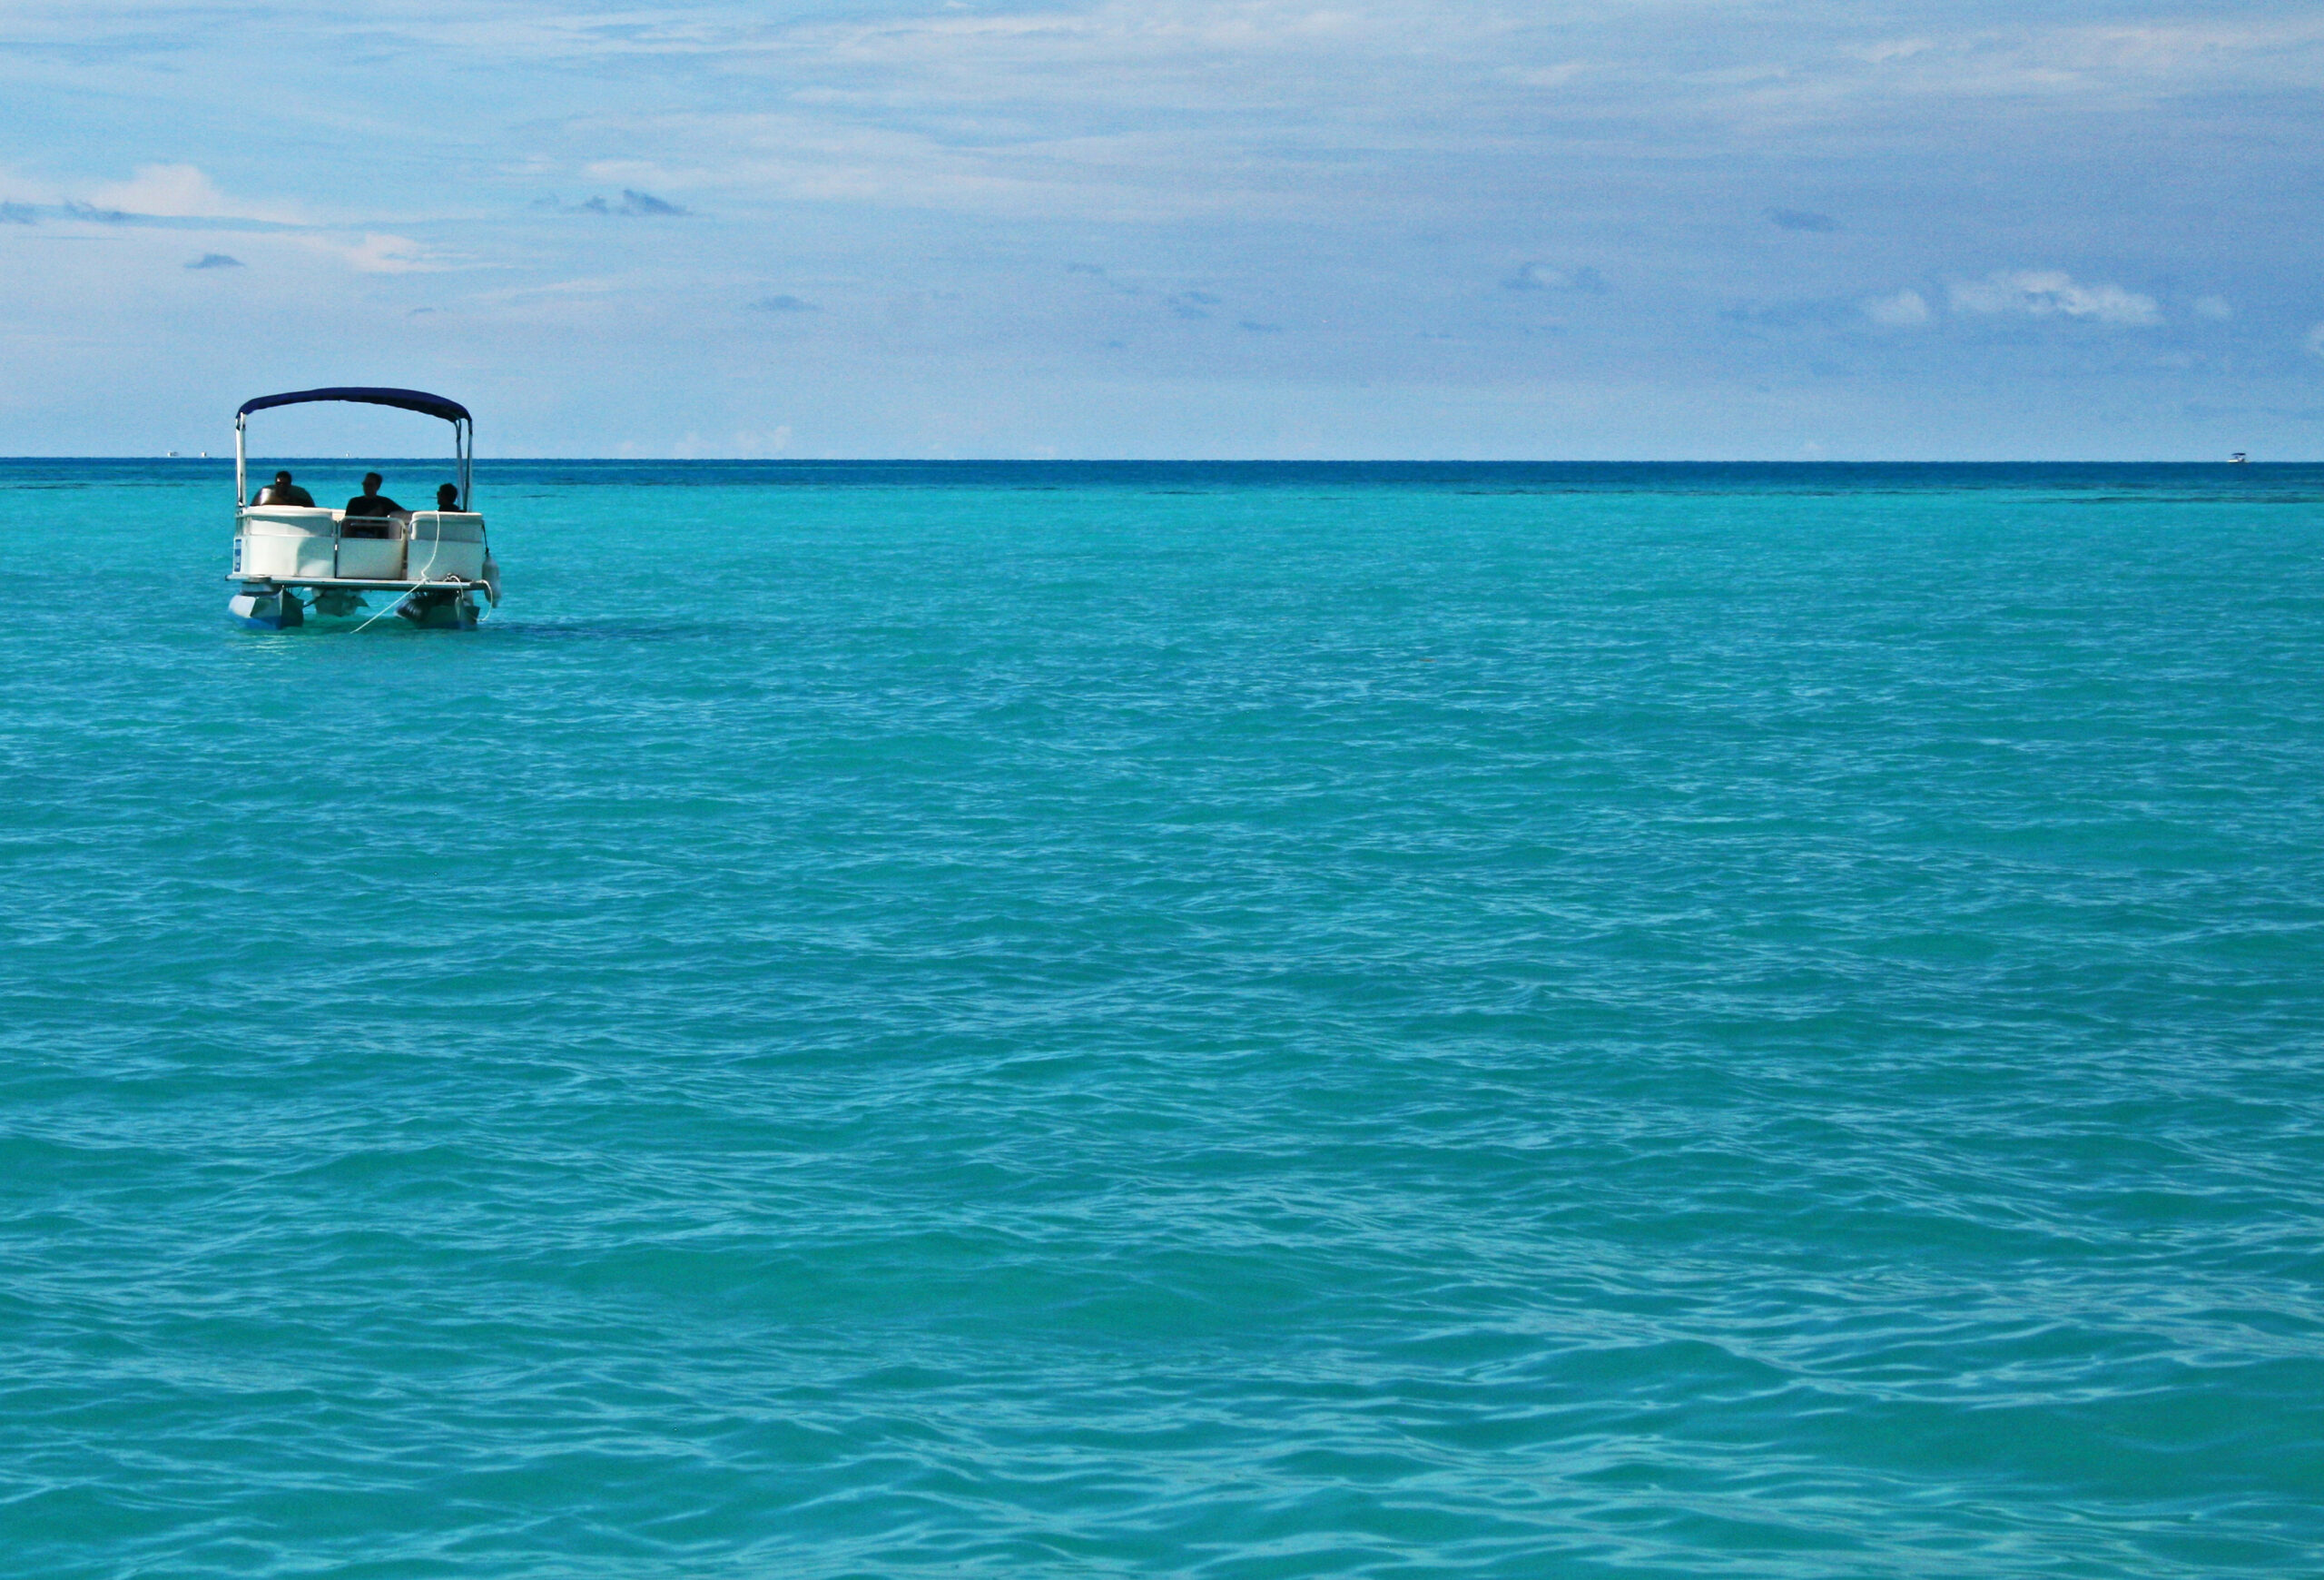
top-left (241, 506), bottom-right (338, 536)
top-left (409, 511), bottom-right (486, 543)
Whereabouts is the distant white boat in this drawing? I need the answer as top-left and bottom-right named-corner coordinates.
top-left (2230, 452), bottom-right (2249, 464)
top-left (227, 386), bottom-right (500, 630)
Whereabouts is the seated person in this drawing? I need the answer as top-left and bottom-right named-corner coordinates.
top-left (435, 483), bottom-right (461, 512)
top-left (251, 470), bottom-right (315, 507)
top-left (341, 472), bottom-right (407, 538)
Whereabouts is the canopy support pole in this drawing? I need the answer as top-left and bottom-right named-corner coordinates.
top-left (234, 415), bottom-right (246, 509)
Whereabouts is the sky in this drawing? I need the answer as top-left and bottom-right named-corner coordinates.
top-left (2, 0), bottom-right (2320, 458)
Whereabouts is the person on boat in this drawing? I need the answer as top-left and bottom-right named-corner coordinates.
top-left (342, 472), bottom-right (408, 538)
top-left (252, 470), bottom-right (315, 507)
top-left (436, 483), bottom-right (460, 511)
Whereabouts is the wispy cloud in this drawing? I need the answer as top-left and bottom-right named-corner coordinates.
top-left (1504, 262), bottom-right (1608, 294)
top-left (303, 232), bottom-right (438, 273)
top-left (185, 252), bottom-right (241, 270)
top-left (1949, 270), bottom-right (2160, 325)
top-left (1863, 288), bottom-right (1930, 325)
top-left (32, 2), bottom-right (2293, 242)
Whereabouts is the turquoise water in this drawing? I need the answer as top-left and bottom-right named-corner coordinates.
top-left (5, 461), bottom-right (2323, 1576)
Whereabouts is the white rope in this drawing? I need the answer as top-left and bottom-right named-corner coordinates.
top-left (345, 595), bottom-right (402, 635)
top-left (345, 515), bottom-right (446, 633)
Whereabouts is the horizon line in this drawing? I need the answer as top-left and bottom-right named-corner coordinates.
top-left (0, 455), bottom-right (2307, 466)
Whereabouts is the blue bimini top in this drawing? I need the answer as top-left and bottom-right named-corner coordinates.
top-left (237, 387), bottom-right (471, 424)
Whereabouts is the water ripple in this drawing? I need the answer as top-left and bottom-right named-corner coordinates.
top-left (3, 463), bottom-right (2322, 1575)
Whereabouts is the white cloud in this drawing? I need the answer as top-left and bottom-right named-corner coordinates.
top-left (1948, 270), bottom-right (2159, 325)
top-left (1852, 38), bottom-right (1934, 65)
top-left (1759, 16), bottom-right (2324, 112)
top-left (88, 163), bottom-right (222, 217)
top-left (2192, 294), bottom-right (2231, 320)
top-left (1863, 288), bottom-right (1929, 326)
top-left (308, 232), bottom-right (438, 273)
top-left (84, 163), bottom-right (300, 222)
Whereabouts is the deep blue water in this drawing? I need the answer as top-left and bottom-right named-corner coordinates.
top-left (5, 460), bottom-right (2322, 1576)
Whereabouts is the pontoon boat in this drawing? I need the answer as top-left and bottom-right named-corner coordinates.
top-left (228, 387), bottom-right (500, 630)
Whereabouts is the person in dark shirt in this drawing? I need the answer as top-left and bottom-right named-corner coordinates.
top-left (436, 483), bottom-right (460, 511)
top-left (342, 472), bottom-right (407, 538)
top-left (344, 472), bottom-right (404, 517)
top-left (252, 470), bottom-right (315, 507)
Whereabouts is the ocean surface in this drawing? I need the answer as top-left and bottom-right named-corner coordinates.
top-left (4, 459), bottom-right (2322, 1578)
